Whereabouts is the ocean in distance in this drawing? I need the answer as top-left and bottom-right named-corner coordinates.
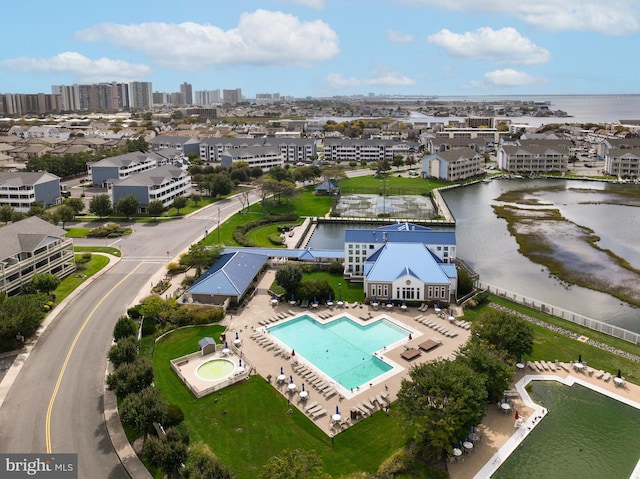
top-left (308, 94), bottom-right (640, 128)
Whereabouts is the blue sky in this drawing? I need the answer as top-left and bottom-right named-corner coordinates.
top-left (2, 0), bottom-right (639, 98)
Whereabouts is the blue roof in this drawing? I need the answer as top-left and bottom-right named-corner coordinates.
top-left (376, 222), bottom-right (431, 231)
top-left (345, 227), bottom-right (456, 245)
top-left (315, 180), bottom-right (339, 191)
top-left (198, 337), bottom-right (216, 348)
top-left (186, 251), bottom-right (269, 295)
top-left (364, 243), bottom-right (453, 283)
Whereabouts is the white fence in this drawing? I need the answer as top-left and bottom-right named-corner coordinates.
top-left (477, 281), bottom-right (640, 345)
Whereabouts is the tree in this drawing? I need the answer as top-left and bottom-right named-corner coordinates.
top-left (106, 357), bottom-right (154, 397)
top-left (89, 194), bottom-right (112, 218)
top-left (63, 197), bottom-right (85, 215)
top-left (31, 273), bottom-right (60, 295)
top-left (296, 279), bottom-right (334, 303)
top-left (144, 427), bottom-right (189, 479)
top-left (0, 294), bottom-right (46, 352)
top-left (182, 442), bottom-right (236, 479)
top-left (120, 386), bottom-right (168, 441)
top-left (0, 204), bottom-right (15, 223)
top-left (113, 315), bottom-right (138, 341)
top-left (396, 359), bottom-right (487, 462)
top-left (190, 193), bottom-right (201, 206)
top-left (147, 200), bottom-right (165, 220)
top-left (115, 194), bottom-right (140, 221)
top-left (108, 336), bottom-right (139, 369)
top-left (458, 340), bottom-right (514, 402)
top-left (275, 264), bottom-right (303, 295)
top-left (183, 243), bottom-right (222, 277)
top-left (471, 310), bottom-right (534, 359)
top-left (392, 155), bottom-right (405, 170)
top-left (210, 173), bottom-right (234, 198)
top-left (172, 195), bottom-right (188, 214)
top-left (56, 204), bottom-right (75, 228)
top-left (279, 180), bottom-right (298, 212)
top-left (258, 449), bottom-right (330, 479)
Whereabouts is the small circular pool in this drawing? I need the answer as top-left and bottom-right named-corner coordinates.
top-left (196, 359), bottom-right (235, 381)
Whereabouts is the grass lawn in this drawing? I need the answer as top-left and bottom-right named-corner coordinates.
top-left (462, 298), bottom-right (640, 384)
top-left (338, 174), bottom-right (448, 195)
top-left (203, 186), bottom-right (333, 247)
top-left (65, 227), bottom-right (92, 238)
top-left (150, 326), bottom-right (442, 479)
top-left (271, 270), bottom-right (365, 304)
top-left (53, 253), bottom-right (110, 305)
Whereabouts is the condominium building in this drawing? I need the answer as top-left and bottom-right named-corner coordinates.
top-left (0, 216), bottom-right (75, 296)
top-left (420, 149), bottom-right (484, 181)
top-left (496, 140), bottom-right (571, 172)
top-left (219, 146), bottom-right (284, 171)
top-left (89, 152), bottom-right (160, 186)
top-left (604, 149), bottom-right (640, 178)
top-left (0, 172), bottom-right (62, 212)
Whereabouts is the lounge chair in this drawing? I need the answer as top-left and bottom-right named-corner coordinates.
top-left (324, 389), bottom-right (337, 399)
top-left (603, 372), bottom-right (611, 382)
top-left (415, 315), bottom-right (424, 321)
top-left (304, 401), bottom-right (319, 412)
top-left (312, 408), bottom-right (327, 419)
top-left (596, 370), bottom-right (605, 379)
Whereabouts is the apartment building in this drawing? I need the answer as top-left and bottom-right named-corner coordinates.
top-left (89, 152), bottom-right (161, 186)
top-left (604, 149), bottom-right (640, 178)
top-left (109, 164), bottom-right (191, 211)
top-left (496, 140), bottom-right (571, 172)
top-left (0, 172), bottom-right (62, 212)
top-left (0, 216), bottom-right (75, 296)
top-left (322, 138), bottom-right (415, 163)
top-left (219, 146), bottom-right (284, 171)
top-left (420, 149), bottom-right (484, 181)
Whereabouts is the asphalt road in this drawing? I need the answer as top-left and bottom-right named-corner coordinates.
top-left (0, 191), bottom-right (260, 477)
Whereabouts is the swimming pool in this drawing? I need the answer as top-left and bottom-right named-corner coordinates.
top-left (196, 358), bottom-right (235, 381)
top-left (267, 315), bottom-right (410, 391)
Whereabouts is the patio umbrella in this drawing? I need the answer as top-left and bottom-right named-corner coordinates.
top-left (224, 341), bottom-right (228, 348)
top-left (503, 394), bottom-right (509, 404)
top-left (328, 294), bottom-right (332, 302)
top-left (618, 369), bottom-right (622, 378)
top-left (280, 366), bottom-right (284, 375)
top-left (336, 405), bottom-right (340, 415)
top-left (313, 296), bottom-right (317, 304)
top-left (387, 297), bottom-right (392, 304)
top-left (408, 333), bottom-right (412, 340)
top-left (578, 354), bottom-right (582, 363)
top-left (239, 359), bottom-right (242, 367)
top-left (436, 301), bottom-right (440, 309)
top-left (289, 375), bottom-right (294, 383)
top-left (301, 383), bottom-right (305, 391)
top-left (235, 331), bottom-right (239, 340)
top-left (291, 293), bottom-right (295, 302)
top-left (374, 296), bottom-right (377, 303)
top-left (291, 349), bottom-right (296, 357)
top-left (514, 410), bottom-right (519, 420)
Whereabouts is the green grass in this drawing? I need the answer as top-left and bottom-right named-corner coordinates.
top-left (52, 253), bottom-right (110, 304)
top-left (65, 227), bottom-right (92, 238)
top-left (150, 326), bottom-right (429, 479)
top-left (463, 297), bottom-right (640, 384)
top-left (202, 187), bottom-right (333, 247)
top-left (338, 174), bottom-right (448, 195)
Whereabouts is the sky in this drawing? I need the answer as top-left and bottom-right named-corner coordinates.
top-left (2, 0), bottom-right (640, 99)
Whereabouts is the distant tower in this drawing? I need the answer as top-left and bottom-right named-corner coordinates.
top-left (180, 82), bottom-right (193, 105)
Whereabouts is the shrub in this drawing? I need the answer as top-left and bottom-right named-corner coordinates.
top-left (268, 233), bottom-right (284, 246)
top-left (377, 448), bottom-right (413, 478)
top-left (127, 304), bottom-right (142, 319)
top-left (165, 404), bottom-right (185, 427)
top-left (327, 261), bottom-right (343, 275)
top-left (141, 315), bottom-right (156, 337)
top-left (113, 316), bottom-right (138, 341)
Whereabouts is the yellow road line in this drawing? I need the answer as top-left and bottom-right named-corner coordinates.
top-left (45, 263), bottom-right (143, 453)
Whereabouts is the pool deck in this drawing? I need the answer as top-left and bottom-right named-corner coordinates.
top-left (224, 269), bottom-right (471, 436)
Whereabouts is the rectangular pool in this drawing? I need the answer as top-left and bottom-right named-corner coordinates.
top-left (267, 314), bottom-right (409, 391)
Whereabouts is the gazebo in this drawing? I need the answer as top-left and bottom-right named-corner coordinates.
top-left (198, 337), bottom-right (216, 356)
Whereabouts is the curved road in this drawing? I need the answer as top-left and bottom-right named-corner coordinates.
top-left (0, 193), bottom-right (258, 477)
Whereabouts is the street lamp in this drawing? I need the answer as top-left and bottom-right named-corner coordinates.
top-left (338, 282), bottom-right (342, 302)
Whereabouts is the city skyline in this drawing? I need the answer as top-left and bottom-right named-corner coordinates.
top-left (2, 0), bottom-right (640, 98)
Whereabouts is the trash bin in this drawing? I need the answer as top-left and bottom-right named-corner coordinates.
top-left (350, 409), bottom-right (357, 420)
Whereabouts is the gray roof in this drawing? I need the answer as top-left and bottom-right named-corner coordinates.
top-left (90, 151), bottom-right (158, 167)
top-left (112, 164), bottom-right (189, 187)
top-left (0, 171), bottom-right (60, 187)
top-left (0, 216), bottom-right (67, 262)
top-left (425, 149), bottom-right (481, 162)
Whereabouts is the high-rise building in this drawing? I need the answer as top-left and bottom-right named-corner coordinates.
top-left (223, 88), bottom-right (242, 104)
top-left (128, 81), bottom-right (153, 110)
top-left (52, 85), bottom-right (81, 112)
top-left (180, 82), bottom-right (193, 105)
top-left (194, 89), bottom-right (220, 105)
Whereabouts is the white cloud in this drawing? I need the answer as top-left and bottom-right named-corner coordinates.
top-left (76, 10), bottom-right (339, 69)
top-left (0, 52), bottom-right (151, 83)
top-left (387, 30), bottom-right (415, 43)
top-left (463, 68), bottom-right (546, 89)
top-left (428, 27), bottom-right (551, 65)
top-left (409, 0), bottom-right (640, 35)
top-left (325, 68), bottom-right (416, 88)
